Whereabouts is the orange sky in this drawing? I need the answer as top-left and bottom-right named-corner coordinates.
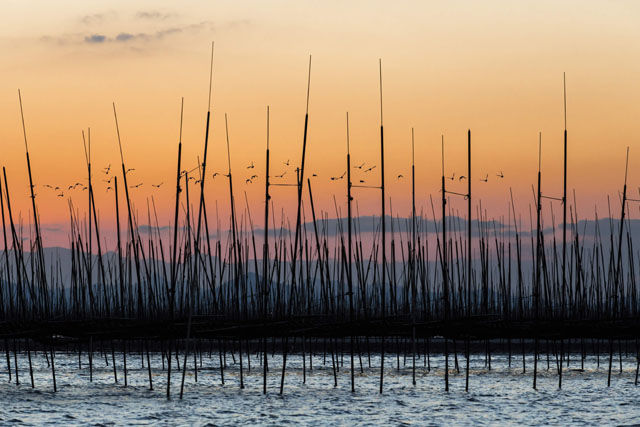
top-left (1, 0), bottom-right (640, 246)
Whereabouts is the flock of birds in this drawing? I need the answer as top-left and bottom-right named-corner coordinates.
top-left (39, 159), bottom-right (505, 200)
top-left (39, 164), bottom-right (165, 198)
top-left (324, 164), bottom-right (505, 185)
top-left (445, 171), bottom-right (504, 182)
top-left (42, 183), bottom-right (86, 198)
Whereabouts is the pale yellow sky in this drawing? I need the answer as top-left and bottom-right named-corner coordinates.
top-left (1, 0), bottom-right (640, 245)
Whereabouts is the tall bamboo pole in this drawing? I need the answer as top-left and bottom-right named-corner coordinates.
top-left (378, 58), bottom-right (387, 394)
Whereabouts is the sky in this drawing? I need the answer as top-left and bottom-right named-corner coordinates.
top-left (1, 0), bottom-right (640, 246)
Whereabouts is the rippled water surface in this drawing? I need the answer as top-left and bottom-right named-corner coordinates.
top-left (1, 348), bottom-right (640, 425)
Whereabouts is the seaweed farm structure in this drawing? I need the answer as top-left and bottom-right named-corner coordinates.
top-left (2, 49), bottom-right (640, 398)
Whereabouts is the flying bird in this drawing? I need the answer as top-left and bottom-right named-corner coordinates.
top-left (331, 171), bottom-right (346, 181)
top-left (125, 168), bottom-right (135, 174)
top-left (275, 171), bottom-right (287, 178)
top-left (106, 187), bottom-right (112, 192)
top-left (247, 162), bottom-right (255, 169)
top-left (459, 175), bottom-right (466, 181)
top-left (103, 177), bottom-right (114, 184)
top-left (397, 174), bottom-right (404, 179)
top-left (152, 182), bottom-right (164, 188)
top-left (130, 183), bottom-right (143, 188)
top-left (44, 184), bottom-right (53, 189)
top-left (497, 171), bottom-right (504, 178)
top-left (246, 178), bottom-right (253, 184)
top-left (448, 173), bottom-right (455, 181)
top-left (103, 164), bottom-right (111, 174)
top-left (57, 192), bottom-right (64, 198)
top-left (480, 174), bottom-right (488, 183)
top-left (283, 159), bottom-right (290, 166)
top-left (354, 163), bottom-right (365, 169)
top-left (213, 172), bottom-right (221, 178)
top-left (364, 165), bottom-right (376, 173)
top-left (250, 175), bottom-right (258, 180)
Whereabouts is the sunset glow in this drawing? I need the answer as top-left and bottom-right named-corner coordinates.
top-left (1, 1), bottom-right (639, 246)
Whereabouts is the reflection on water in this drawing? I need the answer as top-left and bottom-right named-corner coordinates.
top-left (1, 350), bottom-right (639, 426)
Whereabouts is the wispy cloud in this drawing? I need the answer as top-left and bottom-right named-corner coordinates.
top-left (40, 21), bottom-right (216, 48)
top-left (135, 10), bottom-right (177, 21)
top-left (109, 22), bottom-right (214, 44)
top-left (115, 33), bottom-right (136, 42)
top-left (79, 11), bottom-right (117, 26)
top-left (41, 225), bottom-right (66, 233)
top-left (84, 34), bottom-right (107, 44)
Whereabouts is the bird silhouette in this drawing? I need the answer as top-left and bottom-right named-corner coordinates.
top-left (103, 164), bottom-right (111, 174)
top-left (130, 183), bottom-right (143, 188)
top-left (44, 184), bottom-right (53, 189)
top-left (312, 173), bottom-right (318, 177)
top-left (397, 174), bottom-right (404, 179)
top-left (213, 172), bottom-right (221, 178)
top-left (247, 162), bottom-right (254, 169)
top-left (152, 182), bottom-right (164, 188)
top-left (364, 165), bottom-right (376, 173)
top-left (359, 179), bottom-right (365, 183)
top-left (57, 192), bottom-right (64, 197)
top-left (67, 185), bottom-right (74, 190)
top-left (250, 175), bottom-right (258, 180)
top-left (125, 168), bottom-right (135, 174)
top-left (354, 163), bottom-right (365, 169)
top-left (284, 159), bottom-right (290, 166)
top-left (331, 171), bottom-right (346, 181)
top-left (106, 186), bottom-right (112, 192)
top-left (480, 174), bottom-right (488, 182)
top-left (497, 171), bottom-right (504, 178)
top-left (448, 172), bottom-right (455, 181)
top-left (275, 171), bottom-right (287, 178)
top-left (54, 186), bottom-right (60, 191)
top-left (246, 178), bottom-right (253, 184)
top-left (103, 177), bottom-right (114, 184)
top-left (459, 176), bottom-right (466, 181)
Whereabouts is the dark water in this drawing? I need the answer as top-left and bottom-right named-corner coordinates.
top-left (1, 350), bottom-right (639, 426)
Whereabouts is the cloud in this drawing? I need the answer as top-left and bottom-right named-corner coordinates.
top-left (41, 225), bottom-right (65, 233)
top-left (138, 224), bottom-right (174, 234)
top-left (113, 22), bottom-right (214, 43)
top-left (135, 11), bottom-right (177, 21)
top-left (41, 19), bottom-right (247, 49)
top-left (69, 21), bottom-right (215, 45)
top-left (84, 34), bottom-right (107, 44)
top-left (79, 11), bottom-right (117, 26)
top-left (80, 13), bottom-right (106, 26)
top-left (115, 33), bottom-right (136, 42)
